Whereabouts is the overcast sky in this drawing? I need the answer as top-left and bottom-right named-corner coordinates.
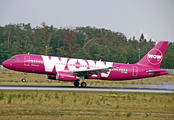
top-left (0, 0), bottom-right (174, 42)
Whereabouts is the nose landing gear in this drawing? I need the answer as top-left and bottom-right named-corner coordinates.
top-left (21, 72), bottom-right (27, 82)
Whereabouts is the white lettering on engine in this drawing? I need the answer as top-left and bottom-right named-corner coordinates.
top-left (60, 74), bottom-right (75, 78)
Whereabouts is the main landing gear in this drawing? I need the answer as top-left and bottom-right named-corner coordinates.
top-left (74, 77), bottom-right (87, 88)
top-left (21, 72), bottom-right (27, 82)
top-left (81, 82), bottom-right (87, 88)
top-left (74, 80), bottom-right (80, 87)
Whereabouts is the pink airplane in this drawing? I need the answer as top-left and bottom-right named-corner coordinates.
top-left (2, 41), bottom-right (169, 87)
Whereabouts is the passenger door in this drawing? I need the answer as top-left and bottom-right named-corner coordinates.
top-left (24, 56), bottom-right (30, 66)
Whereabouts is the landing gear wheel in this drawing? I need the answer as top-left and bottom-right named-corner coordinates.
top-left (21, 78), bottom-right (26, 82)
top-left (74, 81), bottom-right (79, 87)
top-left (81, 82), bottom-right (87, 88)
top-left (21, 72), bottom-right (27, 82)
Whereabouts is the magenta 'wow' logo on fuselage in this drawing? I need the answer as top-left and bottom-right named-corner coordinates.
top-left (75, 60), bottom-right (81, 69)
top-left (147, 49), bottom-right (163, 65)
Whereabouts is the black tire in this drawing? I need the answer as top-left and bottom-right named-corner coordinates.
top-left (74, 81), bottom-right (79, 87)
top-left (81, 82), bottom-right (87, 88)
top-left (21, 79), bottom-right (26, 82)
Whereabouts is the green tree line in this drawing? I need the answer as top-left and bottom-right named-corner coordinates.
top-left (0, 22), bottom-right (173, 68)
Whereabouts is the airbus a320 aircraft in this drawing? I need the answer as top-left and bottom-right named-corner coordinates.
top-left (2, 41), bottom-right (169, 87)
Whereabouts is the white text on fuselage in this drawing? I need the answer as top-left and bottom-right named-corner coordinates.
top-left (41, 56), bottom-right (113, 77)
top-left (112, 68), bottom-right (128, 74)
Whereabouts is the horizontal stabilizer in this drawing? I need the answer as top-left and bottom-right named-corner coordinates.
top-left (146, 70), bottom-right (167, 73)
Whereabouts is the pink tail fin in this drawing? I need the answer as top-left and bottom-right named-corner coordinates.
top-left (136, 41), bottom-right (168, 68)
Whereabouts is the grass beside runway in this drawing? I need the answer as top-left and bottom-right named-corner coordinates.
top-left (0, 70), bottom-right (174, 88)
top-left (0, 90), bottom-right (174, 119)
top-left (0, 70), bottom-right (174, 119)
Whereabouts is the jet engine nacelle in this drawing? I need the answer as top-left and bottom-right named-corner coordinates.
top-left (47, 71), bottom-right (77, 81)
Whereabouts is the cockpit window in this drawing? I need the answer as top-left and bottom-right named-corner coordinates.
top-left (10, 58), bottom-right (19, 61)
top-left (10, 58), bottom-right (15, 60)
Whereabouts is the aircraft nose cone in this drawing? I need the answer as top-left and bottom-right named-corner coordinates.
top-left (2, 60), bottom-right (10, 69)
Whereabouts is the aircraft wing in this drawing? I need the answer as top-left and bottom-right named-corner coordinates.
top-left (70, 67), bottom-right (115, 76)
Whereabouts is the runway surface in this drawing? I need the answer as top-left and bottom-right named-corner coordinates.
top-left (0, 84), bottom-right (173, 93)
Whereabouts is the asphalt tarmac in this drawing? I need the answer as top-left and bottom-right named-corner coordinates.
top-left (0, 84), bottom-right (173, 93)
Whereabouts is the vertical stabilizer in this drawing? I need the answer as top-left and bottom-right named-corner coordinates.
top-left (136, 41), bottom-right (168, 68)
